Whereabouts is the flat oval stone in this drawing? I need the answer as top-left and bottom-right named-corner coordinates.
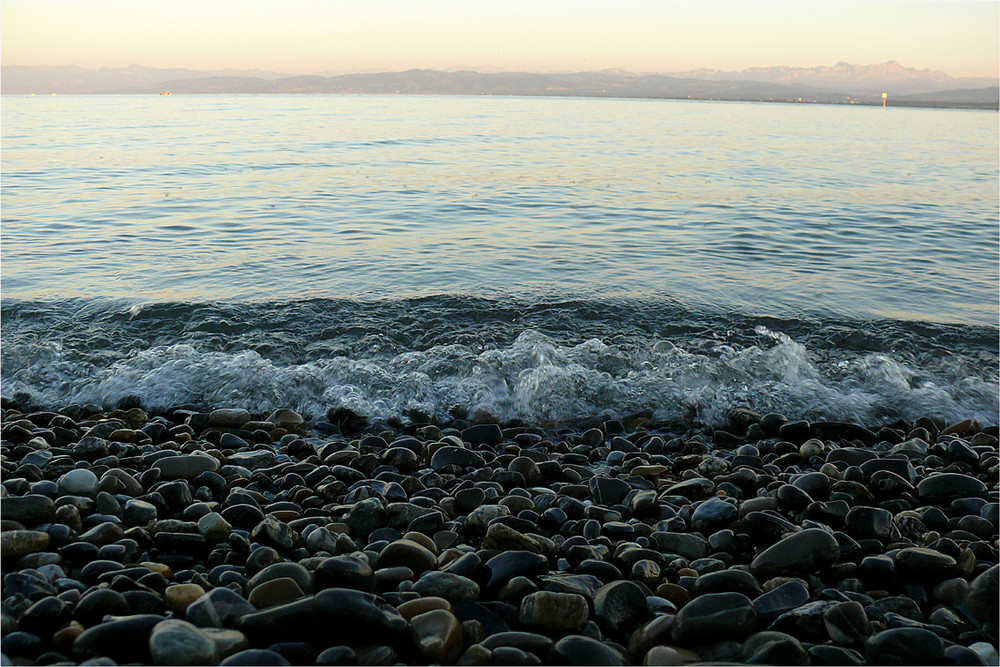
top-left (376, 538), bottom-right (438, 574)
top-left (153, 454), bottom-right (220, 480)
top-left (149, 619), bottom-right (217, 666)
top-left (749, 528), bottom-right (840, 579)
top-left (864, 627), bottom-right (944, 665)
top-left (673, 592), bottom-right (756, 643)
top-left (917, 473), bottom-right (987, 504)
top-left (551, 635), bottom-right (626, 666)
top-left (0, 530), bottom-right (50, 559)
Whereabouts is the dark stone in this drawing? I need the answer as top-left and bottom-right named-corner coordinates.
top-left (673, 592), bottom-right (756, 643)
top-left (185, 587), bottom-right (256, 628)
top-left (220, 649), bottom-right (292, 666)
top-left (965, 564), bottom-right (998, 627)
top-left (314, 553), bottom-right (375, 592)
top-left (749, 528), bottom-right (840, 579)
top-left (589, 477), bottom-right (630, 506)
top-left (462, 424), bottom-right (503, 446)
top-left (917, 473), bottom-right (988, 505)
top-left (430, 446), bottom-right (486, 470)
top-left (864, 627), bottom-right (944, 665)
top-left (72, 613), bottom-right (165, 663)
top-left (845, 506), bottom-right (894, 540)
top-left (592, 580), bottom-right (648, 636)
top-left (550, 635), bottom-right (626, 666)
top-left (486, 551), bottom-right (548, 588)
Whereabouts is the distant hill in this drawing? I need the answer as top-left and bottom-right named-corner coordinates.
top-left (0, 64), bottom-right (289, 94)
top-left (667, 60), bottom-right (996, 95)
top-left (2, 63), bottom-right (996, 110)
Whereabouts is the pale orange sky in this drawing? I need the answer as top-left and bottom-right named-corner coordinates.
top-left (2, 0), bottom-right (998, 78)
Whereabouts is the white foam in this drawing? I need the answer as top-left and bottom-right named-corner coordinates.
top-left (2, 328), bottom-right (997, 427)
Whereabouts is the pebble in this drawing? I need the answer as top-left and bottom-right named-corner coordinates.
top-left (0, 402), bottom-right (995, 666)
top-left (149, 618), bottom-right (217, 665)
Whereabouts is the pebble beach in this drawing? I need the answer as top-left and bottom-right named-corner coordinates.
top-left (1, 399), bottom-right (997, 666)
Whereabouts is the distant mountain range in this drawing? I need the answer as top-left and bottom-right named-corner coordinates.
top-left (2, 62), bottom-right (997, 109)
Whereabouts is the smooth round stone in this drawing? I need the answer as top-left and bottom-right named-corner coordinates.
top-left (19, 596), bottom-right (72, 636)
top-left (581, 429), bottom-right (604, 447)
top-left (673, 592), bottom-right (756, 643)
top-left (185, 588), bottom-right (256, 629)
top-left (864, 627), bottom-right (944, 665)
top-left (149, 619), bottom-right (217, 666)
top-left (2, 495), bottom-right (56, 525)
top-left (75, 588), bottom-right (129, 627)
top-left (248, 578), bottom-right (305, 609)
top-left (519, 591), bottom-right (589, 630)
top-left (551, 635), bottom-right (625, 666)
top-left (643, 645), bottom-right (702, 666)
top-left (57, 469), bottom-right (99, 497)
top-left (266, 409), bottom-right (304, 431)
top-left (483, 522), bottom-right (543, 553)
top-left (397, 596), bottom-right (451, 620)
top-left (589, 476), bottom-right (630, 506)
top-left (691, 497), bottom-right (738, 532)
top-left (410, 609), bottom-right (463, 664)
top-left (461, 423), bottom-right (503, 445)
top-left (485, 551), bottom-right (548, 588)
top-left (916, 473), bottom-right (987, 504)
top-left (0, 630), bottom-right (43, 659)
top-left (454, 487), bottom-right (486, 513)
top-left (823, 600), bottom-right (872, 643)
top-left (845, 506), bottom-right (893, 540)
top-left (593, 580), bottom-right (648, 635)
top-left (209, 409), bottom-right (251, 428)
top-left (196, 512), bottom-right (232, 542)
top-left (742, 631), bottom-right (809, 664)
top-left (123, 499), bottom-right (158, 525)
top-left (430, 446), bottom-right (485, 470)
top-left (73, 613), bottom-right (165, 664)
top-left (0, 530), bottom-right (50, 558)
top-left (248, 562), bottom-right (311, 593)
top-left (220, 649), bottom-right (291, 666)
top-left (166, 583), bottom-right (208, 614)
top-left (749, 528), bottom-right (840, 579)
top-left (314, 553), bottom-right (375, 592)
top-left (465, 504), bottom-right (510, 532)
top-left (412, 571), bottom-right (480, 601)
top-left (969, 642), bottom-right (1000, 666)
top-left (965, 564), bottom-right (999, 627)
top-left (153, 454), bottom-right (220, 480)
top-left (693, 569), bottom-right (762, 598)
top-left (315, 646), bottom-right (357, 666)
top-left (376, 538), bottom-right (438, 574)
top-left (893, 547), bottom-right (958, 580)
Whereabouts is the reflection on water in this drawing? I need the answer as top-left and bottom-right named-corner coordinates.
top-left (2, 94), bottom-right (998, 324)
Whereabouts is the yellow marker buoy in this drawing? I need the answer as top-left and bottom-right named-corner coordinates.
top-left (882, 92), bottom-right (887, 109)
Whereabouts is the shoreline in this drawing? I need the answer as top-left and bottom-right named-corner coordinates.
top-left (1, 399), bottom-right (997, 665)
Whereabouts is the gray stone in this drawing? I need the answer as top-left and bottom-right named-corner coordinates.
top-left (149, 619), bottom-right (217, 665)
top-left (413, 571), bottom-right (480, 600)
top-left (153, 454), bottom-right (220, 480)
top-left (57, 469), bottom-right (99, 496)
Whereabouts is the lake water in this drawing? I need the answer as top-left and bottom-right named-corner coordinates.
top-left (2, 94), bottom-right (997, 426)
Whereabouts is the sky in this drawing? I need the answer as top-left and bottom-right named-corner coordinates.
top-left (2, 1), bottom-right (998, 79)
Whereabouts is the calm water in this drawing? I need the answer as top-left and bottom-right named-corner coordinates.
top-left (2, 95), bottom-right (997, 425)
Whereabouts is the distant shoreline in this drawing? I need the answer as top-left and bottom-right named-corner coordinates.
top-left (3, 91), bottom-right (996, 112)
